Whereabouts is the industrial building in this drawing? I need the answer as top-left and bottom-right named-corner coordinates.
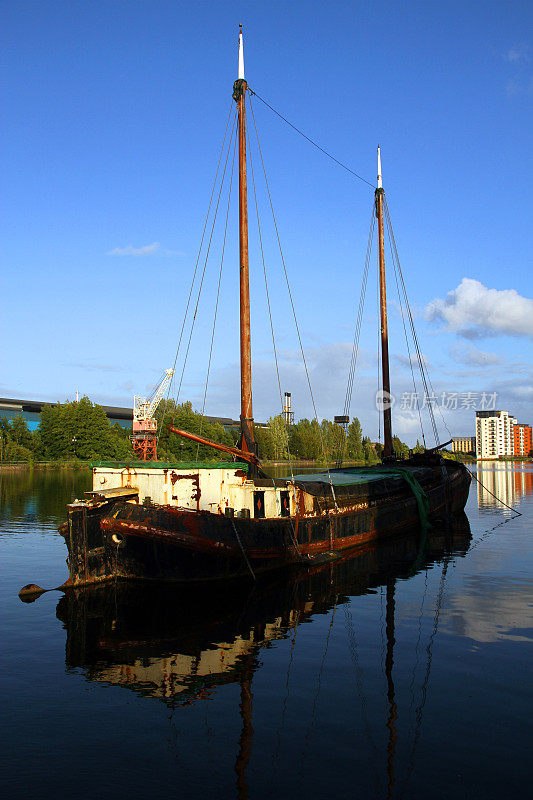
top-left (0, 396), bottom-right (263, 435)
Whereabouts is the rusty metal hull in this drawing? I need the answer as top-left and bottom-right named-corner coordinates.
top-left (60, 461), bottom-right (471, 587)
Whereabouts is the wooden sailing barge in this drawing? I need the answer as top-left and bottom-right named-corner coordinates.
top-left (60, 28), bottom-right (470, 587)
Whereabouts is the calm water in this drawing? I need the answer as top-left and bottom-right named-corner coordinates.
top-left (1, 464), bottom-right (532, 799)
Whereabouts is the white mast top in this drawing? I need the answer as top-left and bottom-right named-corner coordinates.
top-left (377, 145), bottom-right (383, 189)
top-left (238, 24), bottom-right (245, 79)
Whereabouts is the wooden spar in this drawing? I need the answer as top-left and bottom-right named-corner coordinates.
top-left (234, 25), bottom-right (255, 454)
top-left (166, 426), bottom-right (261, 467)
top-left (376, 146), bottom-right (394, 458)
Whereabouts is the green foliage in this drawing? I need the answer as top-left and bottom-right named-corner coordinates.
top-left (267, 415), bottom-right (289, 460)
top-left (362, 436), bottom-right (379, 465)
top-left (38, 397), bottom-right (134, 460)
top-left (254, 424), bottom-right (275, 460)
top-left (0, 398), bottom-right (420, 467)
top-left (0, 416), bottom-right (36, 462)
top-left (346, 418), bottom-right (364, 461)
top-left (156, 400), bottom-right (234, 461)
top-left (288, 418), bottom-right (322, 460)
top-left (392, 435), bottom-right (410, 459)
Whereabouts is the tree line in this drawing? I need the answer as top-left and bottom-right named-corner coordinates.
top-left (0, 398), bottom-right (236, 463)
top-left (254, 415), bottom-right (415, 465)
top-left (0, 396), bottom-right (415, 465)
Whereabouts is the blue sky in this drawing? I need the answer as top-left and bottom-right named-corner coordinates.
top-left (1, 0), bottom-right (532, 445)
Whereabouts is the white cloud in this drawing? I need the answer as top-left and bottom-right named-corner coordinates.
top-left (450, 344), bottom-right (502, 367)
top-left (506, 77), bottom-right (522, 97)
top-left (107, 242), bottom-right (160, 256)
top-left (393, 353), bottom-right (429, 369)
top-left (505, 44), bottom-right (530, 63)
top-left (425, 278), bottom-right (533, 338)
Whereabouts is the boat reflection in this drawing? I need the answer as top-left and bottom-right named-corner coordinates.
top-left (56, 517), bottom-right (471, 707)
top-left (476, 464), bottom-right (533, 510)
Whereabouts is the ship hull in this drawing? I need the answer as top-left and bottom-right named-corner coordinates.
top-left (60, 460), bottom-right (471, 586)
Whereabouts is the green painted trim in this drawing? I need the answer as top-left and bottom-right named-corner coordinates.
top-left (91, 460), bottom-right (249, 471)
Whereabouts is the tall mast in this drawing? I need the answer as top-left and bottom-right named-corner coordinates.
top-left (376, 146), bottom-right (394, 458)
top-left (233, 24), bottom-right (255, 454)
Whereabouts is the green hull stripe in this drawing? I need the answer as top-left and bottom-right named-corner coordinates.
top-left (91, 460), bottom-right (249, 471)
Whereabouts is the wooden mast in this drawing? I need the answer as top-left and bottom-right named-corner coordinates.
top-left (375, 146), bottom-right (394, 458)
top-left (234, 24), bottom-right (255, 455)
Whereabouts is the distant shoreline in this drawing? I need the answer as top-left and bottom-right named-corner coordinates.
top-left (1, 455), bottom-right (529, 472)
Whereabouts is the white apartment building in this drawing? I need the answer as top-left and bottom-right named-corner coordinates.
top-left (475, 410), bottom-right (516, 459)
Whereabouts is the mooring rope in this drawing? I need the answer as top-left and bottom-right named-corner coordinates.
top-left (231, 519), bottom-right (256, 580)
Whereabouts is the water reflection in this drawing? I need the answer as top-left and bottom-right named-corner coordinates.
top-left (0, 468), bottom-right (89, 530)
top-left (56, 518), bottom-right (470, 797)
top-left (475, 464), bottom-right (533, 510)
top-left (56, 520), bottom-right (471, 706)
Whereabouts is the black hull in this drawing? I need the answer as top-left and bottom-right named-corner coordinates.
top-left (61, 460), bottom-right (471, 586)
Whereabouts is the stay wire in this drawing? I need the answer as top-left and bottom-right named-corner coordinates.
top-left (247, 121), bottom-right (296, 484)
top-left (157, 100), bottom-right (235, 448)
top-left (383, 198), bottom-right (439, 445)
top-left (248, 91), bottom-right (339, 512)
top-left (387, 228), bottom-right (426, 447)
top-left (247, 121), bottom-right (302, 557)
top-left (175, 111), bottom-right (238, 409)
top-left (196, 124), bottom-right (238, 459)
top-left (336, 204), bottom-right (375, 466)
top-left (384, 198), bottom-right (438, 443)
top-left (345, 210), bottom-right (375, 417)
top-left (248, 88), bottom-right (375, 189)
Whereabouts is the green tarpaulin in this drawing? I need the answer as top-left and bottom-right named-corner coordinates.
top-left (292, 466), bottom-right (430, 528)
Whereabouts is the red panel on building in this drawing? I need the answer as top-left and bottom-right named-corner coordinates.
top-left (513, 424), bottom-right (533, 457)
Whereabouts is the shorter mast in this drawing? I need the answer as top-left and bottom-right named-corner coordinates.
top-left (375, 146), bottom-right (394, 458)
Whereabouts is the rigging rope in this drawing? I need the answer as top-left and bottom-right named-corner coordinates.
top-left (383, 197), bottom-right (440, 445)
top-left (387, 231), bottom-right (427, 448)
top-left (336, 203), bottom-right (375, 466)
top-left (247, 124), bottom-right (302, 557)
top-left (196, 125), bottom-right (238, 459)
top-left (157, 101), bottom-right (235, 448)
top-left (174, 111), bottom-right (238, 409)
top-left (248, 92), bottom-right (339, 512)
top-left (248, 88), bottom-right (375, 188)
